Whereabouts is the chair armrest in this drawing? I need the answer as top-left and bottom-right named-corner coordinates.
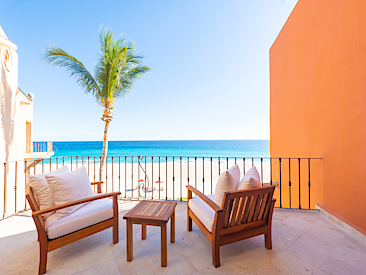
top-left (91, 181), bottom-right (103, 193)
top-left (186, 185), bottom-right (222, 212)
top-left (91, 181), bottom-right (103, 185)
top-left (32, 191), bottom-right (121, 217)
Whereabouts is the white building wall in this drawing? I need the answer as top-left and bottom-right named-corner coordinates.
top-left (0, 27), bottom-right (34, 217)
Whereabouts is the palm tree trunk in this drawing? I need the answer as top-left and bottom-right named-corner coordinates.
top-left (99, 118), bottom-right (111, 183)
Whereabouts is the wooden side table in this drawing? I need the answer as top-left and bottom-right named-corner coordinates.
top-left (123, 200), bottom-right (177, 267)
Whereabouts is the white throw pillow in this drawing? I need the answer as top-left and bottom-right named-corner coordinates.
top-left (237, 166), bottom-right (261, 190)
top-left (45, 166), bottom-right (94, 220)
top-left (28, 166), bottom-right (69, 219)
top-left (214, 164), bottom-right (240, 206)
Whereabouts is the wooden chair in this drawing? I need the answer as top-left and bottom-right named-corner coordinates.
top-left (26, 181), bottom-right (121, 275)
top-left (186, 185), bottom-right (276, 267)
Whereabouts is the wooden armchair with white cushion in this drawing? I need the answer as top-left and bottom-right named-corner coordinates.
top-left (187, 165), bottom-right (276, 267)
top-left (26, 166), bottom-right (121, 275)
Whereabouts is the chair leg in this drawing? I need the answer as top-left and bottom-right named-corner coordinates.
top-left (187, 215), bottom-right (192, 231)
top-left (38, 239), bottom-right (48, 275)
top-left (212, 241), bottom-right (220, 268)
top-left (113, 196), bottom-right (119, 244)
top-left (265, 230), bottom-right (272, 250)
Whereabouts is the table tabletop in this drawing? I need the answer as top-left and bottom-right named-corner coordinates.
top-left (123, 200), bottom-right (177, 222)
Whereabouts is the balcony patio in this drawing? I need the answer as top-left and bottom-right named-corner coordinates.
top-left (1, 199), bottom-right (365, 275)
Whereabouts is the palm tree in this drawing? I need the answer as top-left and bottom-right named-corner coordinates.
top-left (43, 28), bottom-right (150, 182)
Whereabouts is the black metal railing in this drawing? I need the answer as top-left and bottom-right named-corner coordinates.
top-left (0, 156), bottom-right (322, 219)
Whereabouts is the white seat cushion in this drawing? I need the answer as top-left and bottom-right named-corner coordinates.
top-left (237, 166), bottom-right (261, 190)
top-left (45, 166), bottom-right (94, 219)
top-left (28, 166), bottom-right (69, 219)
top-left (214, 164), bottom-right (240, 206)
top-left (45, 198), bottom-right (113, 239)
top-left (189, 194), bottom-right (216, 233)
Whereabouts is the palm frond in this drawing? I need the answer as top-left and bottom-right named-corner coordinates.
top-left (42, 45), bottom-right (100, 96)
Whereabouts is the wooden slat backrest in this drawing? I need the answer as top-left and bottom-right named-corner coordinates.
top-left (221, 186), bottom-right (275, 233)
top-left (25, 183), bottom-right (40, 212)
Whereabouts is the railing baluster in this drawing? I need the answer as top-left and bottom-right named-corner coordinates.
top-left (261, 158), bottom-right (263, 186)
top-left (202, 157), bottom-right (205, 195)
top-left (252, 158), bottom-right (254, 167)
top-left (173, 157), bottom-right (175, 200)
top-left (137, 157), bottom-right (140, 200)
top-left (210, 157), bottom-right (213, 194)
top-left (144, 157), bottom-right (147, 199)
top-left (87, 157), bottom-right (90, 176)
top-left (56, 157), bottom-right (59, 170)
top-left (3, 163), bottom-right (7, 218)
top-left (270, 158), bottom-right (272, 185)
top-left (125, 157), bottom-right (127, 198)
top-left (298, 158), bottom-right (301, 209)
top-left (159, 157), bottom-right (161, 200)
top-left (279, 158), bottom-right (282, 208)
top-left (218, 157), bottom-right (220, 175)
top-left (93, 157), bottom-right (96, 183)
top-left (42, 159), bottom-right (44, 174)
top-left (14, 161), bottom-right (17, 213)
top-left (308, 158), bottom-right (311, 209)
top-left (226, 157), bottom-right (229, 170)
top-left (180, 157), bottom-right (182, 201)
top-left (243, 158), bottom-right (245, 174)
top-left (24, 160), bottom-right (28, 210)
top-left (289, 158), bottom-right (291, 209)
top-left (187, 157), bottom-right (190, 188)
top-left (152, 157), bottom-right (154, 200)
top-left (118, 157), bottom-right (121, 196)
top-left (166, 157), bottom-right (168, 200)
top-left (76, 156), bottom-right (78, 169)
top-left (71, 156), bottom-right (73, 171)
top-left (62, 157), bottom-right (64, 167)
top-left (105, 157), bottom-right (108, 192)
top-left (195, 157), bottom-right (197, 189)
top-left (112, 157), bottom-right (114, 192)
top-left (49, 158), bottom-right (52, 172)
top-left (131, 157), bottom-right (133, 199)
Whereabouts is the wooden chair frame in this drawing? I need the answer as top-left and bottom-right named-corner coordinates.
top-left (187, 185), bottom-right (276, 267)
top-left (26, 181), bottom-right (121, 275)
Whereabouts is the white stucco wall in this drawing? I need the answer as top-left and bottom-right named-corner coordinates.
top-left (0, 29), bottom-right (33, 163)
top-left (0, 27), bottom-right (34, 217)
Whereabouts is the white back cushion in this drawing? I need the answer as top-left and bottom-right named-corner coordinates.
top-left (214, 164), bottom-right (240, 206)
top-left (28, 166), bottom-right (69, 219)
top-left (45, 166), bottom-right (94, 219)
top-left (237, 166), bottom-right (261, 190)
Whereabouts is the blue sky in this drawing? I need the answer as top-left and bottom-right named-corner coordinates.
top-left (1, 0), bottom-right (297, 141)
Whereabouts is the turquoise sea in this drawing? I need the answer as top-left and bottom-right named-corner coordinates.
top-left (53, 140), bottom-right (269, 159)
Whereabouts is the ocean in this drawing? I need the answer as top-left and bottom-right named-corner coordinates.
top-left (52, 140), bottom-right (269, 158)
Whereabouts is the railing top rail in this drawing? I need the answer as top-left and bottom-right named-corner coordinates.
top-left (37, 155), bottom-right (323, 160)
top-left (0, 156), bottom-right (323, 165)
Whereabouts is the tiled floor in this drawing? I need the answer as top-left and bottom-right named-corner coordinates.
top-left (1, 201), bottom-right (366, 275)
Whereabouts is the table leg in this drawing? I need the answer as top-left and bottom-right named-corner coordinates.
top-left (127, 220), bottom-right (133, 262)
top-left (142, 224), bottom-right (147, 240)
top-left (161, 223), bottom-right (167, 267)
top-left (170, 210), bottom-right (175, 243)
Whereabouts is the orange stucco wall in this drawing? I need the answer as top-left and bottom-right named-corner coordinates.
top-left (270, 0), bottom-right (366, 232)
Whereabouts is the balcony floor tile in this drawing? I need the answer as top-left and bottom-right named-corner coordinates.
top-left (1, 201), bottom-right (365, 275)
